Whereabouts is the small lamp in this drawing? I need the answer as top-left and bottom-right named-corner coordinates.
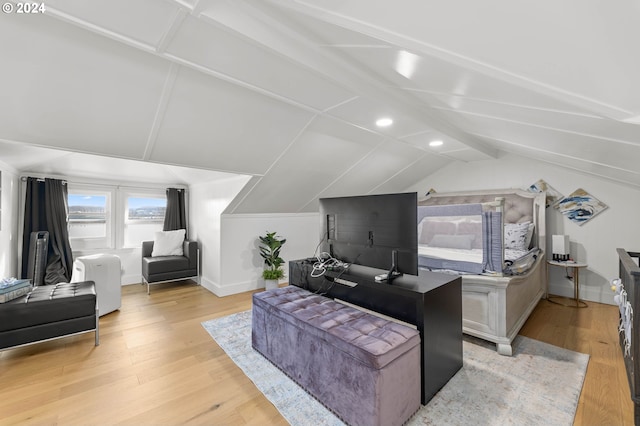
top-left (552, 235), bottom-right (570, 261)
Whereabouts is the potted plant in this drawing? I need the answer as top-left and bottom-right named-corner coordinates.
top-left (259, 231), bottom-right (286, 290)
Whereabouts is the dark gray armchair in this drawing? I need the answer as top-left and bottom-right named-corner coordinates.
top-left (141, 240), bottom-right (199, 294)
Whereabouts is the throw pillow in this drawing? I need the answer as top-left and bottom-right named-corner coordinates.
top-left (504, 222), bottom-right (531, 251)
top-left (152, 229), bottom-right (185, 257)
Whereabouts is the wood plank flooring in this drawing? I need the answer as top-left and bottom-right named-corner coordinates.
top-left (0, 282), bottom-right (633, 425)
top-left (519, 297), bottom-right (634, 425)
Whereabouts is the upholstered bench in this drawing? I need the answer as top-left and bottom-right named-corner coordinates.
top-left (252, 286), bottom-right (421, 426)
top-left (0, 281), bottom-right (98, 351)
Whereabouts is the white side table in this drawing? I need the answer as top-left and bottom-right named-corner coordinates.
top-left (546, 260), bottom-right (588, 308)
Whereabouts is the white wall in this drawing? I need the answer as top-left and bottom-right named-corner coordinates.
top-left (216, 213), bottom-right (319, 296)
top-left (0, 163), bottom-right (19, 279)
top-left (406, 153), bottom-right (640, 305)
top-left (189, 175), bottom-right (252, 292)
top-left (189, 176), bottom-right (319, 297)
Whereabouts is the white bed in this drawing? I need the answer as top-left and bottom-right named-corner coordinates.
top-left (418, 246), bottom-right (483, 263)
top-left (418, 189), bottom-right (547, 355)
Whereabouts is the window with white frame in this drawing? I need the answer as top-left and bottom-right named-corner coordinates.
top-left (123, 193), bottom-right (166, 248)
top-left (65, 185), bottom-right (178, 252)
top-left (67, 188), bottom-right (114, 250)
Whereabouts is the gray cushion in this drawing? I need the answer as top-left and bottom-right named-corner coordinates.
top-left (143, 256), bottom-right (190, 275)
top-left (253, 286), bottom-right (419, 369)
top-left (0, 281), bottom-right (96, 332)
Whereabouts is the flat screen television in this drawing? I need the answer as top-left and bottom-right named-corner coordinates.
top-left (318, 192), bottom-right (418, 277)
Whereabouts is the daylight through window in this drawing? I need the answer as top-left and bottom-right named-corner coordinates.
top-left (124, 195), bottom-right (166, 248)
top-left (68, 194), bottom-right (107, 239)
top-left (66, 186), bottom-right (174, 251)
top-left (67, 189), bottom-right (113, 250)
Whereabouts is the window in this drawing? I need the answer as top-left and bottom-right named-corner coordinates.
top-left (68, 189), bottom-right (113, 250)
top-left (123, 194), bottom-right (166, 248)
top-left (65, 185), bottom-right (177, 253)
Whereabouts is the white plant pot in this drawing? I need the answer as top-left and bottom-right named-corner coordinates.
top-left (264, 279), bottom-right (279, 290)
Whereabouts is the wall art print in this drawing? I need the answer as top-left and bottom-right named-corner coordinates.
top-left (555, 188), bottom-right (608, 225)
top-left (527, 179), bottom-right (563, 207)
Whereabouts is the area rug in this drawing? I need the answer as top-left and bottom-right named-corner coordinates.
top-left (202, 311), bottom-right (589, 426)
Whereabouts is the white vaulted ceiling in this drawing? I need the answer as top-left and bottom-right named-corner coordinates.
top-left (1, 0), bottom-right (639, 212)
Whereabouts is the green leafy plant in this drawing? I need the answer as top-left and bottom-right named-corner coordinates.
top-left (262, 268), bottom-right (285, 280)
top-left (259, 231), bottom-right (287, 281)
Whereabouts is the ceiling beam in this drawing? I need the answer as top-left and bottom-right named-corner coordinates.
top-left (267, 0), bottom-right (634, 122)
top-left (200, 0), bottom-right (498, 158)
top-left (143, 62), bottom-right (180, 161)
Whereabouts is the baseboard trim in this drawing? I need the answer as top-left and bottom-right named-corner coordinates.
top-left (548, 282), bottom-right (614, 305)
top-left (199, 277), bottom-right (264, 297)
top-left (121, 274), bottom-right (141, 286)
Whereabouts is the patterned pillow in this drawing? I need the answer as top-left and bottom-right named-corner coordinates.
top-left (504, 222), bottom-right (531, 251)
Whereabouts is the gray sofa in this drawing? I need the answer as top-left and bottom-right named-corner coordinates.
top-left (141, 240), bottom-right (199, 294)
top-left (0, 281), bottom-right (99, 351)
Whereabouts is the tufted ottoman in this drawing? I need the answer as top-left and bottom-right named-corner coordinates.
top-left (0, 281), bottom-right (98, 351)
top-left (252, 286), bottom-right (421, 426)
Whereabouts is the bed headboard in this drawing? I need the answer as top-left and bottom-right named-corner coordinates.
top-left (419, 189), bottom-right (546, 253)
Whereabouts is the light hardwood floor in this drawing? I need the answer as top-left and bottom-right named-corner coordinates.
top-left (0, 282), bottom-right (634, 425)
top-left (519, 296), bottom-right (634, 425)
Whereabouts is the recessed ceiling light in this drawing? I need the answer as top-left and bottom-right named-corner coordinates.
top-left (395, 50), bottom-right (419, 79)
top-left (429, 140), bottom-right (443, 147)
top-left (376, 118), bottom-right (393, 127)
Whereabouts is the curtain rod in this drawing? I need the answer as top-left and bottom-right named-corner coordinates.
top-left (21, 177), bottom-right (67, 185)
top-left (19, 175), bottom-right (187, 191)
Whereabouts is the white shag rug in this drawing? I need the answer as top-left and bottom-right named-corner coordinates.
top-left (202, 310), bottom-right (588, 426)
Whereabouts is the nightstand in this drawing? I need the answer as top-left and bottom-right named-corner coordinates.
top-left (547, 260), bottom-right (588, 308)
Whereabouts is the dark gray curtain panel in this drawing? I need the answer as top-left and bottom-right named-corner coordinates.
top-left (21, 178), bottom-right (46, 280)
top-left (163, 188), bottom-right (186, 233)
top-left (21, 178), bottom-right (74, 285)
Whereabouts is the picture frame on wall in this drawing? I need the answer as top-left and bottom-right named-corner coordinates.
top-left (555, 188), bottom-right (608, 225)
top-left (527, 179), bottom-right (563, 207)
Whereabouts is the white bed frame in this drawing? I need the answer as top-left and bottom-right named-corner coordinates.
top-left (419, 189), bottom-right (547, 355)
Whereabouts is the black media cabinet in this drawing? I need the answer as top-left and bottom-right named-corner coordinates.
top-left (289, 259), bottom-right (463, 405)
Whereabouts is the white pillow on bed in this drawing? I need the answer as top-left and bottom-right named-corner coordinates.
top-left (152, 229), bottom-right (185, 257)
top-left (504, 222), bottom-right (531, 251)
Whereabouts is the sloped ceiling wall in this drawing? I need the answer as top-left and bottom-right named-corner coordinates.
top-left (1, 0), bottom-right (639, 213)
